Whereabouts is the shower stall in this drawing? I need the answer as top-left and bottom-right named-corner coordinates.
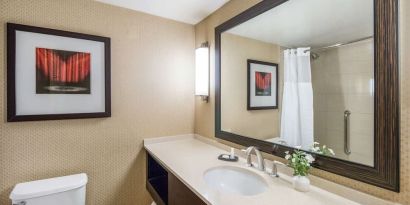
top-left (310, 37), bottom-right (374, 166)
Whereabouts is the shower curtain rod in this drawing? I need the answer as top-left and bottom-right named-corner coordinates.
top-left (304, 36), bottom-right (374, 53)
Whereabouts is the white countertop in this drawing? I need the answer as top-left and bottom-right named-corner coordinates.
top-left (143, 134), bottom-right (377, 205)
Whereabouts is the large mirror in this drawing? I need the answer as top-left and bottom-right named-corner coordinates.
top-left (215, 0), bottom-right (399, 191)
top-left (221, 0), bottom-right (374, 166)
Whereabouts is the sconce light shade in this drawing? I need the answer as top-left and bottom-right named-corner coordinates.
top-left (195, 42), bottom-right (210, 98)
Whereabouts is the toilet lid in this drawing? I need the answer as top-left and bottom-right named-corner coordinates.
top-left (10, 173), bottom-right (87, 201)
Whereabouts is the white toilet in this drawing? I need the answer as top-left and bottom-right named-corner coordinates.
top-left (10, 173), bottom-right (87, 205)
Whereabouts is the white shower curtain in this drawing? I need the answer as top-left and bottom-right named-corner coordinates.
top-left (280, 48), bottom-right (314, 149)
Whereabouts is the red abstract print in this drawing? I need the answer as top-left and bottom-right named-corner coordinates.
top-left (255, 71), bottom-right (272, 96)
top-left (36, 48), bottom-right (91, 94)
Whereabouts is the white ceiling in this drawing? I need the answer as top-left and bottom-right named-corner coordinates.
top-left (95, 0), bottom-right (229, 24)
top-left (227, 0), bottom-right (373, 48)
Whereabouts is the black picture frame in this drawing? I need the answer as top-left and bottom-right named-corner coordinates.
top-left (215, 0), bottom-right (400, 192)
top-left (7, 23), bottom-right (111, 122)
top-left (247, 59), bottom-right (278, 110)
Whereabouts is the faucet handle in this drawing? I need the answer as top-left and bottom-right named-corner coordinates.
top-left (241, 148), bottom-right (252, 167)
top-left (269, 160), bottom-right (285, 177)
top-left (241, 147), bottom-right (258, 167)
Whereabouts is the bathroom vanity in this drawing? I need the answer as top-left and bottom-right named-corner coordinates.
top-left (148, 1), bottom-right (400, 203)
top-left (144, 135), bottom-right (393, 205)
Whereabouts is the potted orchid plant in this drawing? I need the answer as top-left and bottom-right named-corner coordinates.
top-left (285, 147), bottom-right (315, 192)
top-left (310, 142), bottom-right (335, 156)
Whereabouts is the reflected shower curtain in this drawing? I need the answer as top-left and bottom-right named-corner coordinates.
top-left (280, 48), bottom-right (314, 149)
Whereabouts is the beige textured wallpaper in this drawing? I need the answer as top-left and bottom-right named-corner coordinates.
top-left (194, 0), bottom-right (410, 204)
top-left (0, 0), bottom-right (195, 205)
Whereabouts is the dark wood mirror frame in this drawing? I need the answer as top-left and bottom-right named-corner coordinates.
top-left (215, 0), bottom-right (399, 192)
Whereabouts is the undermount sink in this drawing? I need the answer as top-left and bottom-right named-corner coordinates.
top-left (203, 166), bottom-right (268, 196)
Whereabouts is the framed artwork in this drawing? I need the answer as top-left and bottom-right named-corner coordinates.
top-left (7, 23), bottom-right (111, 122)
top-left (247, 59), bottom-right (278, 110)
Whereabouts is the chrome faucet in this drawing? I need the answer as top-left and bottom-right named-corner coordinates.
top-left (243, 146), bottom-right (265, 171)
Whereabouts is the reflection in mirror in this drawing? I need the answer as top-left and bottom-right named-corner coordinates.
top-left (221, 0), bottom-right (374, 166)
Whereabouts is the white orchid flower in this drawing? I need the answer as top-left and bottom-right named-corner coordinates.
top-left (328, 148), bottom-right (335, 156)
top-left (305, 154), bottom-right (315, 163)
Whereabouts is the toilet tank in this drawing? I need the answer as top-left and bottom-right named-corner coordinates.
top-left (10, 173), bottom-right (87, 205)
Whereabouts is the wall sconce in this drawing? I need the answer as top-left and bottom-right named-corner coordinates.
top-left (195, 42), bottom-right (210, 102)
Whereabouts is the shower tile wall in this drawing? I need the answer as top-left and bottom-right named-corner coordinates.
top-left (311, 39), bottom-right (374, 166)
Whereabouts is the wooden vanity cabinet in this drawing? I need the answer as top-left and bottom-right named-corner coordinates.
top-left (146, 151), bottom-right (207, 205)
top-left (168, 174), bottom-right (206, 205)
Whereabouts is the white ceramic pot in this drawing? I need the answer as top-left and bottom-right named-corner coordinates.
top-left (292, 175), bottom-right (310, 192)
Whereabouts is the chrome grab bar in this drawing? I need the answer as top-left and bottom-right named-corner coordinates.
top-left (344, 110), bottom-right (351, 155)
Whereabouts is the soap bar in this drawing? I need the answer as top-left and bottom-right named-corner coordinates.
top-left (218, 154), bottom-right (239, 162)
